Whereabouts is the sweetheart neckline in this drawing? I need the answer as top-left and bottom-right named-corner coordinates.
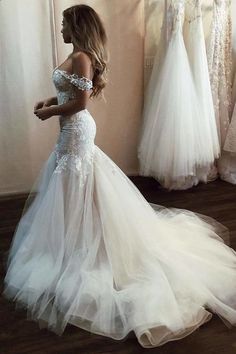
top-left (53, 67), bottom-right (73, 75)
top-left (53, 68), bottom-right (93, 82)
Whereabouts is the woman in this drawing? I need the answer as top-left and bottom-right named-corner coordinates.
top-left (3, 4), bottom-right (236, 348)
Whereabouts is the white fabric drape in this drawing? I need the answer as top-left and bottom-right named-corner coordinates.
top-left (0, 0), bottom-right (59, 195)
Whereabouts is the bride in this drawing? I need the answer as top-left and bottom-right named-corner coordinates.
top-left (3, 4), bottom-right (236, 349)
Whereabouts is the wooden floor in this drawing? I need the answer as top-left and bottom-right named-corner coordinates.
top-left (1, 178), bottom-right (236, 354)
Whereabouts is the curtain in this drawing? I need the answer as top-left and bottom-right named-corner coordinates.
top-left (0, 0), bottom-right (59, 195)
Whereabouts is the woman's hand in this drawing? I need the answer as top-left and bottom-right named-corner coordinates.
top-left (34, 106), bottom-right (57, 121)
top-left (43, 97), bottom-right (58, 107)
top-left (34, 97), bottom-right (57, 111)
top-left (34, 100), bottom-right (44, 111)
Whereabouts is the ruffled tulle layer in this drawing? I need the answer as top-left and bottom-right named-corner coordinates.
top-left (3, 146), bottom-right (236, 348)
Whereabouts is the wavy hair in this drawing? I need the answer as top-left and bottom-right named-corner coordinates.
top-left (63, 4), bottom-right (108, 98)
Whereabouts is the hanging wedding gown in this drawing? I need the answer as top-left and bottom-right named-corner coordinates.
top-left (207, 0), bottom-right (232, 146)
top-left (207, 0), bottom-right (234, 183)
top-left (138, 0), bottom-right (216, 190)
top-left (225, 69), bottom-right (236, 153)
top-left (3, 60), bottom-right (236, 348)
top-left (185, 0), bottom-right (220, 181)
top-left (221, 70), bottom-right (236, 183)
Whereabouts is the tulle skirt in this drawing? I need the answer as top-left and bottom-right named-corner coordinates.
top-left (185, 11), bottom-right (220, 161)
top-left (3, 140), bottom-right (236, 348)
top-left (138, 30), bottom-right (217, 190)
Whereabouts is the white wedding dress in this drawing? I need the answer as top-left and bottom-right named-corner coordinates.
top-left (185, 0), bottom-right (220, 181)
top-left (207, 0), bottom-right (235, 183)
top-left (207, 0), bottom-right (232, 148)
top-left (221, 71), bottom-right (236, 184)
top-left (138, 0), bottom-right (216, 190)
top-left (3, 64), bottom-right (236, 348)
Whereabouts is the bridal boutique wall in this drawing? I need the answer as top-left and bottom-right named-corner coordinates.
top-left (0, 0), bottom-right (144, 195)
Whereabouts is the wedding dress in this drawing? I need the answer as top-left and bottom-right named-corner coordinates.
top-left (207, 0), bottom-right (235, 183)
top-left (225, 71), bottom-right (236, 153)
top-left (185, 0), bottom-right (220, 181)
top-left (138, 0), bottom-right (216, 190)
top-left (221, 71), bottom-right (236, 183)
top-left (207, 0), bottom-right (232, 147)
top-left (3, 62), bottom-right (236, 348)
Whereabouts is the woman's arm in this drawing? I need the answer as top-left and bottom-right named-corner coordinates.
top-left (50, 97), bottom-right (87, 116)
top-left (34, 96), bottom-right (58, 111)
top-left (45, 96), bottom-right (58, 106)
top-left (34, 53), bottom-right (92, 121)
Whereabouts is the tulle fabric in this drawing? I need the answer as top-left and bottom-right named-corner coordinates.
top-left (185, 0), bottom-right (220, 162)
top-left (139, 26), bottom-right (215, 190)
top-left (4, 138), bottom-right (236, 348)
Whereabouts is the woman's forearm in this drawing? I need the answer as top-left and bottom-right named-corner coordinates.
top-left (51, 99), bottom-right (86, 117)
top-left (50, 96), bottom-right (58, 105)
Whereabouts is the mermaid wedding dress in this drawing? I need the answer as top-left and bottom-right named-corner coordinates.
top-left (3, 63), bottom-right (236, 348)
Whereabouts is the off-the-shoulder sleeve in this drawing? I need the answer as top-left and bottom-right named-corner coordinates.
top-left (69, 73), bottom-right (93, 91)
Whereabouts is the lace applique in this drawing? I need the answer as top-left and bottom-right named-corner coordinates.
top-left (185, 0), bottom-right (202, 23)
top-left (51, 68), bottom-right (96, 184)
top-left (172, 0), bottom-right (185, 33)
top-left (207, 0), bottom-right (232, 146)
top-left (56, 70), bottom-right (93, 91)
top-left (70, 75), bottom-right (93, 91)
top-left (54, 149), bottom-right (94, 182)
top-left (53, 111), bottom-right (96, 185)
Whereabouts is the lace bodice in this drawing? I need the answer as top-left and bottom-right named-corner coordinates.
top-left (185, 0), bottom-right (202, 22)
top-left (172, 0), bottom-right (185, 33)
top-left (52, 68), bottom-right (93, 104)
top-left (52, 68), bottom-right (96, 181)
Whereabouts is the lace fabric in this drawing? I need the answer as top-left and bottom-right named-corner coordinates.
top-left (52, 68), bottom-right (96, 180)
top-left (57, 69), bottom-right (93, 91)
top-left (172, 0), bottom-right (185, 33)
top-left (207, 0), bottom-right (233, 147)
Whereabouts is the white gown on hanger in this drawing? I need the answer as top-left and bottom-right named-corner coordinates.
top-left (3, 62), bottom-right (236, 348)
top-left (185, 0), bottom-right (220, 181)
top-left (138, 0), bottom-right (216, 190)
top-left (207, 0), bottom-right (235, 183)
top-left (221, 71), bottom-right (236, 184)
top-left (207, 0), bottom-right (232, 147)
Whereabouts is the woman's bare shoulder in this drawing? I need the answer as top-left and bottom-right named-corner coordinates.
top-left (72, 51), bottom-right (92, 66)
top-left (71, 52), bottom-right (92, 77)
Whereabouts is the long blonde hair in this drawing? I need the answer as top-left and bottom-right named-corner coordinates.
top-left (63, 4), bottom-right (108, 98)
